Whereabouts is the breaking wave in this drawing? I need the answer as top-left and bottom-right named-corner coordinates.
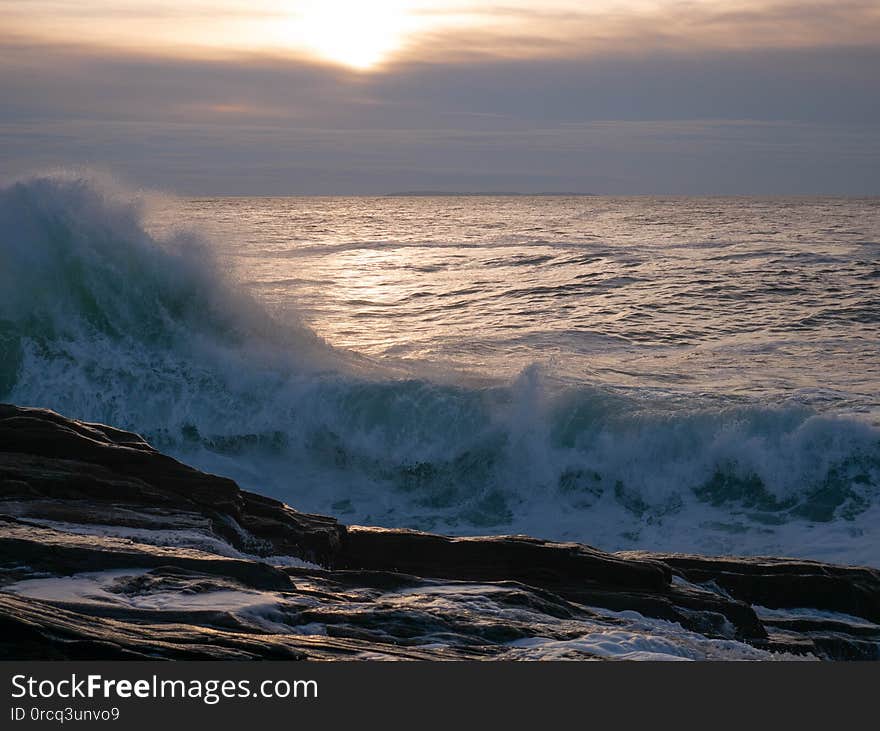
top-left (2, 173), bottom-right (879, 565)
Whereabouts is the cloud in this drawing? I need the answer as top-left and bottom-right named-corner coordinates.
top-left (1, 3), bottom-right (878, 193)
top-left (391, 1), bottom-right (880, 65)
top-left (2, 1), bottom-right (879, 63)
top-left (3, 114), bottom-right (878, 195)
top-left (3, 39), bottom-right (878, 126)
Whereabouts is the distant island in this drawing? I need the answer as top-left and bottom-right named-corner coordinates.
top-left (384, 191), bottom-right (596, 197)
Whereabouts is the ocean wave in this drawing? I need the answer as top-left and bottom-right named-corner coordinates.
top-left (3, 173), bottom-right (879, 565)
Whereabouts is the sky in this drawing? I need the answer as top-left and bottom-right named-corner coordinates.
top-left (1, 0), bottom-right (879, 194)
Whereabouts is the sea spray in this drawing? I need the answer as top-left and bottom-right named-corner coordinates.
top-left (2, 173), bottom-right (879, 565)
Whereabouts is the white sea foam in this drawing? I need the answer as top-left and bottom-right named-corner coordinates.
top-left (2, 173), bottom-right (879, 565)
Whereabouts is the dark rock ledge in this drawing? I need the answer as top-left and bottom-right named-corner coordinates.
top-left (1, 404), bottom-right (878, 660)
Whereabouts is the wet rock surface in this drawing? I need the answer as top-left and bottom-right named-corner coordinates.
top-left (2, 405), bottom-right (879, 660)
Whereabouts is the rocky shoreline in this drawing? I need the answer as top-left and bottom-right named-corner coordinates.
top-left (1, 404), bottom-right (878, 660)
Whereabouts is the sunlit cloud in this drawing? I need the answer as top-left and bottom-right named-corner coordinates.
top-left (1, 1), bottom-right (878, 69)
top-left (0, 0), bottom-right (456, 67)
top-left (278, 1), bottom-right (429, 70)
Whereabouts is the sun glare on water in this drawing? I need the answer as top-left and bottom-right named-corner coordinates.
top-left (288, 0), bottom-right (421, 70)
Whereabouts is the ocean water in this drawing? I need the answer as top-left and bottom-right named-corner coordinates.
top-left (2, 173), bottom-right (879, 566)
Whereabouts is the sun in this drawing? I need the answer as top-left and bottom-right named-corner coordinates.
top-left (289, 0), bottom-right (419, 70)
